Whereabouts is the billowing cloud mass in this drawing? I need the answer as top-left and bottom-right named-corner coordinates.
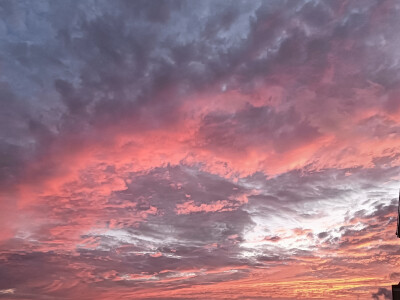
top-left (1, 0), bottom-right (400, 299)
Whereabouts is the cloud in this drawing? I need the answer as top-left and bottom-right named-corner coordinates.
top-left (0, 288), bottom-right (15, 294)
top-left (390, 272), bottom-right (400, 281)
top-left (371, 287), bottom-right (392, 300)
top-left (1, 0), bottom-right (400, 299)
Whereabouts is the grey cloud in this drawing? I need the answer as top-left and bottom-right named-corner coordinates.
top-left (317, 232), bottom-right (328, 239)
top-left (1, 0), bottom-right (399, 191)
top-left (390, 272), bottom-right (400, 281)
top-left (197, 105), bottom-right (320, 154)
top-left (0, 245), bottom-right (253, 299)
top-left (124, 166), bottom-right (247, 207)
top-left (371, 287), bottom-right (391, 300)
top-left (245, 165), bottom-right (400, 207)
top-left (15, 165), bottom-right (256, 283)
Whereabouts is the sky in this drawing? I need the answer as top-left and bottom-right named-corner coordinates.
top-left (0, 0), bottom-right (400, 299)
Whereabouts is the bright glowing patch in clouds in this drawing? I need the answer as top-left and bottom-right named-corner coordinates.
top-left (1, 0), bottom-right (400, 299)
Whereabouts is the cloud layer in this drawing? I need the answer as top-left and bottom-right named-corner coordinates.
top-left (1, 0), bottom-right (400, 299)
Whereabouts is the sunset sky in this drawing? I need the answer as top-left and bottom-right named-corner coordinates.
top-left (1, 1), bottom-right (400, 299)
